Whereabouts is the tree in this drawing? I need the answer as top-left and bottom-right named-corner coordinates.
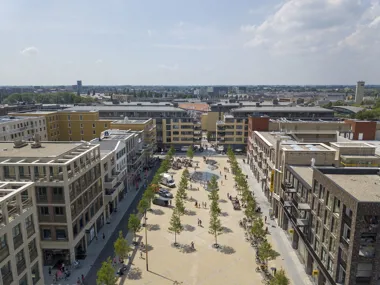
top-left (244, 195), bottom-right (257, 221)
top-left (270, 269), bottom-right (290, 285)
top-left (208, 175), bottom-right (219, 194)
top-left (175, 193), bottom-right (185, 215)
top-left (168, 209), bottom-right (183, 245)
top-left (113, 231), bottom-right (131, 261)
top-left (209, 211), bottom-right (223, 247)
top-left (96, 257), bottom-right (117, 285)
top-left (128, 214), bottom-right (141, 243)
top-left (167, 146), bottom-right (175, 158)
top-left (186, 146), bottom-right (194, 160)
top-left (138, 197), bottom-right (150, 217)
top-left (258, 240), bottom-right (280, 265)
top-left (182, 168), bottom-right (190, 179)
top-left (251, 217), bottom-right (266, 241)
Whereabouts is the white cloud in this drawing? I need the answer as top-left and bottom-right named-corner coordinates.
top-left (243, 0), bottom-right (380, 54)
top-left (20, 46), bottom-right (39, 56)
top-left (147, 29), bottom-right (152, 37)
top-left (158, 64), bottom-right (179, 71)
top-left (95, 59), bottom-right (103, 64)
top-left (154, 43), bottom-right (228, 51)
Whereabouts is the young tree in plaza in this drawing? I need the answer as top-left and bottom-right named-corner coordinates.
top-left (244, 195), bottom-right (257, 221)
top-left (96, 257), bottom-right (117, 285)
top-left (113, 231), bottom-right (131, 262)
top-left (168, 209), bottom-right (183, 246)
top-left (209, 210), bottom-right (223, 247)
top-left (128, 214), bottom-right (141, 244)
top-left (186, 146), bottom-right (194, 160)
top-left (167, 146), bottom-right (175, 158)
top-left (175, 192), bottom-right (185, 215)
top-left (258, 240), bottom-right (280, 265)
top-left (251, 217), bottom-right (266, 241)
top-left (208, 175), bottom-right (219, 193)
top-left (182, 168), bottom-right (190, 179)
top-left (270, 269), bottom-right (290, 285)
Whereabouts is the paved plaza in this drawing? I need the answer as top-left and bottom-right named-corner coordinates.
top-left (118, 156), bottom-right (290, 285)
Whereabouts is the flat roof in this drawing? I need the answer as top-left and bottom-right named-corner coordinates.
top-left (289, 166), bottom-right (314, 187)
top-left (112, 118), bottom-right (150, 124)
top-left (282, 143), bottom-right (333, 152)
top-left (12, 111), bottom-right (57, 115)
top-left (333, 106), bottom-right (364, 114)
top-left (0, 142), bottom-right (82, 158)
top-left (331, 142), bottom-right (375, 149)
top-left (0, 116), bottom-right (37, 123)
top-left (325, 173), bottom-right (380, 202)
top-left (62, 105), bottom-right (186, 112)
top-left (102, 101), bottom-right (173, 106)
top-left (0, 181), bottom-right (34, 203)
top-left (233, 106), bottom-right (333, 113)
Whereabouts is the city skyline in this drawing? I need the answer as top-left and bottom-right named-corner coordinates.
top-left (0, 0), bottom-right (380, 85)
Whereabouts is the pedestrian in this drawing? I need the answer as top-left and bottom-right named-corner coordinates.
top-left (264, 216), bottom-right (267, 223)
top-left (140, 250), bottom-right (143, 259)
top-left (103, 233), bottom-right (105, 240)
top-left (195, 201), bottom-right (198, 207)
top-left (95, 235), bottom-right (98, 242)
top-left (197, 218), bottom-right (200, 226)
top-left (169, 199), bottom-right (172, 206)
top-left (61, 262), bottom-right (65, 272)
top-left (77, 277), bottom-right (81, 285)
top-left (191, 241), bottom-right (194, 249)
top-left (205, 202), bottom-right (207, 208)
top-left (273, 268), bottom-right (277, 275)
top-left (81, 274), bottom-right (85, 284)
top-left (225, 174), bottom-right (227, 179)
top-left (48, 267), bottom-right (51, 276)
top-left (199, 219), bottom-right (202, 227)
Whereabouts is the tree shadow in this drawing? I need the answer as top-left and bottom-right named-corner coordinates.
top-left (218, 199), bottom-right (228, 203)
top-left (179, 244), bottom-right (196, 254)
top-left (127, 267), bottom-right (142, 280)
top-left (222, 226), bottom-right (233, 234)
top-left (220, 211), bottom-right (229, 217)
top-left (183, 224), bottom-right (196, 232)
top-left (151, 209), bottom-right (165, 215)
top-left (185, 209), bottom-right (196, 216)
top-left (148, 224), bottom-right (160, 231)
top-left (187, 196), bottom-right (196, 202)
top-left (218, 245), bottom-right (236, 255)
top-left (143, 244), bottom-right (154, 252)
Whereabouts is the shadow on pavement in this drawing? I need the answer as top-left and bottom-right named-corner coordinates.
top-left (218, 199), bottom-right (228, 203)
top-left (151, 209), bottom-right (165, 215)
top-left (220, 211), bottom-right (229, 217)
top-left (185, 209), bottom-right (197, 216)
top-left (183, 224), bottom-right (196, 232)
top-left (147, 270), bottom-right (175, 282)
top-left (218, 245), bottom-right (236, 255)
top-left (147, 224), bottom-right (161, 231)
top-left (221, 226), bottom-right (233, 234)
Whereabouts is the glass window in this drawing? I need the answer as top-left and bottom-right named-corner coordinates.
top-left (56, 229), bottom-right (67, 240)
top-left (54, 207), bottom-right (64, 215)
top-left (25, 215), bottom-right (33, 228)
top-left (42, 229), bottom-right (51, 239)
top-left (12, 224), bottom-right (22, 237)
top-left (0, 235), bottom-right (7, 248)
top-left (40, 207), bottom-right (49, 215)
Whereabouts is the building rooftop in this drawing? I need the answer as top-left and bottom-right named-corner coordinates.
top-left (330, 142), bottom-right (375, 149)
top-left (112, 118), bottom-right (151, 124)
top-left (0, 142), bottom-right (82, 158)
top-left (0, 181), bottom-right (34, 203)
top-left (325, 173), bottom-right (380, 202)
top-left (102, 101), bottom-right (174, 106)
top-left (289, 166), bottom-right (314, 187)
top-left (332, 106), bottom-right (364, 114)
top-left (10, 110), bottom-right (57, 115)
top-left (179, 103), bottom-right (210, 112)
top-left (233, 106), bottom-right (333, 113)
top-left (62, 105), bottom-right (186, 113)
top-left (0, 116), bottom-right (37, 123)
top-left (282, 143), bottom-right (333, 152)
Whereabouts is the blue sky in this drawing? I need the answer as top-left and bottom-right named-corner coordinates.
top-left (0, 0), bottom-right (380, 85)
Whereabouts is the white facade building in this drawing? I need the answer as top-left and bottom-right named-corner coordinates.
top-left (0, 116), bottom-right (48, 142)
top-left (0, 181), bottom-right (44, 285)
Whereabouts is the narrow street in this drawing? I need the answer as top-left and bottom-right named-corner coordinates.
top-left (239, 159), bottom-right (313, 285)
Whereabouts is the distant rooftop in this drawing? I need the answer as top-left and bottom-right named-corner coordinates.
top-left (102, 101), bottom-right (174, 106)
top-left (282, 143), bottom-right (334, 152)
top-left (289, 166), bottom-right (314, 187)
top-left (112, 118), bottom-right (151, 124)
top-left (62, 105), bottom-right (185, 113)
top-left (10, 110), bottom-right (56, 115)
top-left (0, 116), bottom-right (37, 123)
top-left (331, 142), bottom-right (375, 149)
top-left (233, 106), bottom-right (333, 113)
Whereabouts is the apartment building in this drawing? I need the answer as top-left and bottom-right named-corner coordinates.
top-left (0, 181), bottom-right (44, 285)
top-left (0, 116), bottom-right (48, 141)
top-left (0, 140), bottom-right (104, 266)
top-left (330, 142), bottom-right (380, 167)
top-left (281, 166), bottom-right (380, 285)
top-left (215, 114), bottom-right (248, 150)
top-left (92, 129), bottom-right (147, 220)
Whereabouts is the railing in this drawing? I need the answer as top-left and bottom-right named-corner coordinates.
top-left (22, 199), bottom-right (33, 211)
top-left (29, 249), bottom-right (38, 262)
top-left (8, 206), bottom-right (20, 221)
top-left (17, 259), bottom-right (26, 275)
top-left (13, 234), bottom-right (23, 250)
top-left (1, 272), bottom-right (13, 284)
top-left (52, 195), bottom-right (65, 203)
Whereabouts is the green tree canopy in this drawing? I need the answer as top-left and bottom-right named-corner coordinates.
top-left (128, 214), bottom-right (141, 242)
top-left (113, 231), bottom-right (131, 260)
top-left (2, 92), bottom-right (96, 105)
top-left (258, 240), bottom-right (280, 264)
top-left (251, 218), bottom-right (266, 240)
top-left (96, 257), bottom-right (117, 285)
top-left (168, 209), bottom-right (183, 245)
top-left (209, 211), bottom-right (223, 247)
top-left (186, 146), bottom-right (194, 160)
top-left (270, 269), bottom-right (290, 285)
top-left (175, 193), bottom-right (185, 216)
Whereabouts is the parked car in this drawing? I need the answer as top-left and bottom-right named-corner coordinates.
top-left (158, 189), bottom-right (173, 198)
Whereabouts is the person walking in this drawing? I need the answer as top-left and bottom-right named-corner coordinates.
top-left (102, 233), bottom-right (105, 240)
top-left (77, 277), bottom-right (81, 285)
top-left (140, 250), bottom-right (143, 259)
top-left (81, 274), bottom-right (85, 284)
top-left (225, 174), bottom-right (227, 180)
top-left (264, 216), bottom-right (267, 223)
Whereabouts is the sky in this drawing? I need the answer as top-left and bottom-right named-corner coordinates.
top-left (0, 0), bottom-right (380, 86)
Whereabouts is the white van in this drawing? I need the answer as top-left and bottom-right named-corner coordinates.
top-left (160, 173), bottom-right (175, 188)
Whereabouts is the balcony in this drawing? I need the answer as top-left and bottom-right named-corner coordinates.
top-left (49, 173), bottom-right (64, 182)
top-left (104, 175), bottom-right (117, 189)
top-left (22, 198), bottom-right (33, 212)
top-left (52, 195), bottom-right (65, 204)
top-left (0, 246), bottom-right (9, 263)
top-left (296, 218), bottom-right (309, 227)
top-left (38, 214), bottom-right (52, 223)
top-left (281, 182), bottom-right (296, 193)
top-left (13, 234), bottom-right (23, 250)
top-left (104, 182), bottom-right (124, 203)
top-left (27, 225), bottom-right (35, 238)
top-left (53, 215), bottom-right (67, 223)
top-left (359, 245), bottom-right (375, 258)
top-left (292, 198), bottom-right (311, 211)
top-left (17, 259), bottom-right (26, 275)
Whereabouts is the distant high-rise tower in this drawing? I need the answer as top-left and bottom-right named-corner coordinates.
top-left (77, 80), bottom-right (82, 95)
top-left (355, 81), bottom-right (365, 104)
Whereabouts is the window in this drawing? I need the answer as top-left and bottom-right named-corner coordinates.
top-left (53, 187), bottom-right (63, 196)
top-left (40, 207), bottom-right (49, 215)
top-left (92, 123), bottom-right (95, 128)
top-left (56, 229), bottom-right (67, 240)
top-left (0, 235), bottom-right (7, 249)
top-left (104, 123), bottom-right (108, 128)
top-left (80, 115), bottom-right (83, 120)
top-left (25, 215), bottom-right (33, 228)
top-left (42, 229), bottom-right (51, 239)
top-left (54, 207), bottom-right (64, 215)
top-left (12, 224), bottom-right (22, 237)
top-left (67, 115), bottom-right (71, 120)
top-left (333, 198), bottom-right (341, 215)
top-left (93, 130), bottom-right (96, 135)
top-left (68, 123), bottom-right (71, 128)
top-left (81, 130), bottom-right (84, 135)
top-left (80, 123), bottom-right (83, 128)
top-left (319, 185), bottom-right (325, 200)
